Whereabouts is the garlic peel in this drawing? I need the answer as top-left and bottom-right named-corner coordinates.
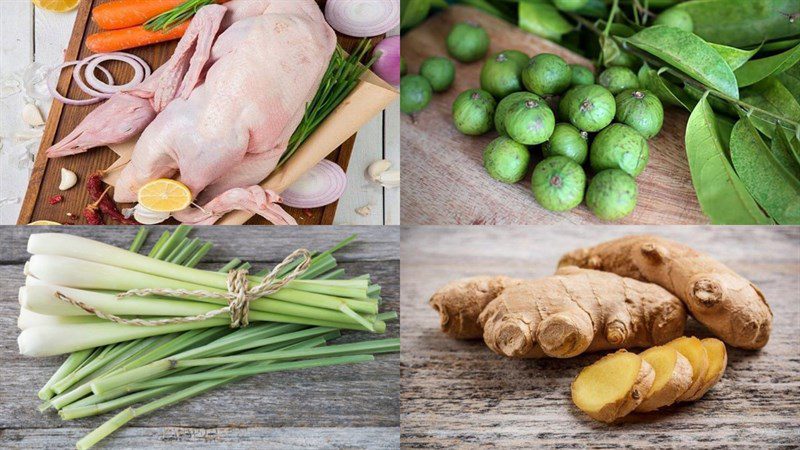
top-left (367, 159), bottom-right (392, 182)
top-left (59, 168), bottom-right (77, 191)
top-left (355, 205), bottom-right (372, 216)
top-left (22, 103), bottom-right (45, 127)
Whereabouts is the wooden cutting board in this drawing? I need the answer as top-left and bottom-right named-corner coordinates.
top-left (18, 0), bottom-right (365, 226)
top-left (401, 6), bottom-right (708, 225)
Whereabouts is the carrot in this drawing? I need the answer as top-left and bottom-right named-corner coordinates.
top-left (85, 22), bottom-right (190, 53)
top-left (92, 0), bottom-right (228, 31)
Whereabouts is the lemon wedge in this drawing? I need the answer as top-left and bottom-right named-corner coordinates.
top-left (32, 0), bottom-right (79, 13)
top-left (28, 220), bottom-right (62, 225)
top-left (137, 179), bottom-right (193, 212)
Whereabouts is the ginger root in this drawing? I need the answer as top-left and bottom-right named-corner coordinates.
top-left (429, 267), bottom-right (687, 358)
top-left (571, 350), bottom-right (655, 423)
top-left (559, 235), bottom-right (772, 349)
top-left (665, 336), bottom-right (709, 401)
top-left (635, 346), bottom-right (693, 412)
top-left (688, 337), bottom-right (728, 401)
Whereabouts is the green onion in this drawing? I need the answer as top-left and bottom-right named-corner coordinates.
top-left (143, 0), bottom-right (215, 32)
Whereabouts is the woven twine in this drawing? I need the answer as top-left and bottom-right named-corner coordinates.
top-left (54, 248), bottom-right (312, 328)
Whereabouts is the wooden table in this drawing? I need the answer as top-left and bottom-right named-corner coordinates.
top-left (401, 6), bottom-right (707, 225)
top-left (400, 226), bottom-right (799, 447)
top-left (0, 2), bottom-right (399, 225)
top-left (0, 226), bottom-right (399, 448)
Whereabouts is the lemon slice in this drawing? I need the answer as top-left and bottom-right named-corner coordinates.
top-left (137, 179), bottom-right (193, 212)
top-left (32, 0), bottom-right (79, 13)
top-left (28, 220), bottom-right (62, 225)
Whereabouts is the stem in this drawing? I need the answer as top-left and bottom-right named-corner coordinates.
top-left (128, 228), bottom-right (149, 253)
top-left (147, 231), bottom-right (170, 258)
top-left (568, 13), bottom-right (800, 130)
top-left (37, 349), bottom-right (92, 400)
top-left (184, 241), bottom-right (213, 268)
top-left (218, 258), bottom-right (241, 273)
top-left (154, 225), bottom-right (192, 260)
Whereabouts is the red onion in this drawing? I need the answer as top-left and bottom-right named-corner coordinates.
top-left (47, 52), bottom-right (151, 106)
top-left (281, 159), bottom-right (347, 209)
top-left (325, 0), bottom-right (400, 37)
top-left (372, 35), bottom-right (400, 86)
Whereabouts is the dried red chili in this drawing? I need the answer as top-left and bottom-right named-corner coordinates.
top-left (49, 195), bottom-right (63, 205)
top-left (86, 171), bottom-right (138, 225)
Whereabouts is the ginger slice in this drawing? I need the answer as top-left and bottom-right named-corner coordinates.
top-left (635, 345), bottom-right (693, 412)
top-left (665, 336), bottom-right (709, 401)
top-left (685, 338), bottom-right (728, 401)
top-left (572, 350), bottom-right (655, 423)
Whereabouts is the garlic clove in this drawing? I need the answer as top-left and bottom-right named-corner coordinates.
top-left (377, 169), bottom-right (400, 188)
top-left (59, 168), bottom-right (78, 191)
top-left (355, 205), bottom-right (372, 216)
top-left (22, 103), bottom-right (45, 127)
top-left (367, 159), bottom-right (392, 182)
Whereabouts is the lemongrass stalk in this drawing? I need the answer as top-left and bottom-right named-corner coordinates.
top-left (76, 355), bottom-right (374, 450)
top-left (128, 228), bottom-right (149, 253)
top-left (51, 339), bottom-right (144, 394)
top-left (218, 258), bottom-right (241, 273)
top-left (26, 255), bottom-right (377, 314)
top-left (22, 282), bottom-right (376, 329)
top-left (17, 308), bottom-right (104, 330)
top-left (154, 225), bottom-right (192, 260)
top-left (62, 385), bottom-right (180, 421)
top-left (170, 238), bottom-right (200, 264)
top-left (184, 242), bottom-right (213, 268)
top-left (147, 231), bottom-right (170, 258)
top-left (37, 349), bottom-right (92, 401)
top-left (165, 238), bottom-right (191, 262)
top-left (28, 234), bottom-right (369, 299)
top-left (90, 326), bottom-right (335, 395)
top-left (317, 268), bottom-right (346, 280)
top-left (237, 261), bottom-right (251, 271)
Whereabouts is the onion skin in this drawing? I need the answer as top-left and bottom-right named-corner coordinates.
top-left (373, 36), bottom-right (400, 86)
top-left (325, 0), bottom-right (400, 37)
top-left (281, 160), bottom-right (347, 209)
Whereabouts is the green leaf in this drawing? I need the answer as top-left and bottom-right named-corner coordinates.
top-left (740, 77), bottom-right (800, 138)
top-left (735, 43), bottom-right (800, 87)
top-left (709, 42), bottom-right (761, 71)
top-left (775, 63), bottom-right (800, 104)
top-left (401, 0), bottom-right (433, 30)
top-left (760, 38), bottom-right (800, 53)
top-left (518, 1), bottom-right (574, 42)
top-left (672, 0), bottom-right (800, 48)
top-left (638, 65), bottom-right (696, 111)
top-left (685, 96), bottom-right (773, 224)
top-left (574, 0), bottom-right (608, 18)
top-left (626, 26), bottom-right (740, 99)
top-left (730, 117), bottom-right (800, 224)
top-left (771, 126), bottom-right (800, 180)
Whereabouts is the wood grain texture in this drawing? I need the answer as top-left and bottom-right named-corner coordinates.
top-left (400, 226), bottom-right (799, 447)
top-left (400, 6), bottom-right (706, 225)
top-left (16, 0), bottom-right (370, 226)
top-left (0, 226), bottom-right (399, 448)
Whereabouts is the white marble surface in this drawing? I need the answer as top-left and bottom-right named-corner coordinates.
top-left (0, 2), bottom-right (399, 225)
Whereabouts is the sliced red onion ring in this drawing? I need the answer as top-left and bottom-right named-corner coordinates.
top-left (281, 159), bottom-right (347, 209)
top-left (325, 0), bottom-right (400, 37)
top-left (47, 62), bottom-right (104, 106)
top-left (85, 53), bottom-right (150, 94)
top-left (73, 58), bottom-right (116, 99)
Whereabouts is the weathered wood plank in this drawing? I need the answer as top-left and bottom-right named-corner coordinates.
top-left (400, 6), bottom-right (706, 225)
top-left (400, 226), bottom-right (800, 447)
top-left (0, 225), bottom-right (399, 264)
top-left (1, 226), bottom-right (399, 448)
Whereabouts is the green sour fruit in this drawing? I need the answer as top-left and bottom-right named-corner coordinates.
top-left (590, 123), bottom-right (649, 177)
top-left (446, 22), bottom-right (490, 63)
top-left (543, 123), bottom-right (589, 164)
top-left (570, 64), bottom-right (595, 86)
top-left (420, 56), bottom-right (456, 92)
top-left (561, 84), bottom-right (616, 132)
top-left (553, 0), bottom-right (589, 11)
top-left (480, 52), bottom-right (526, 98)
top-left (400, 57), bottom-right (407, 76)
top-left (503, 97), bottom-right (556, 145)
top-left (400, 75), bottom-right (433, 115)
top-left (494, 91), bottom-right (542, 135)
top-left (598, 67), bottom-right (639, 95)
top-left (500, 49), bottom-right (530, 67)
top-left (586, 169), bottom-right (638, 220)
top-left (615, 89), bottom-right (664, 139)
top-left (483, 136), bottom-right (531, 183)
top-left (452, 89), bottom-right (496, 136)
top-left (522, 53), bottom-right (573, 96)
top-left (531, 156), bottom-right (586, 211)
top-left (654, 8), bottom-right (694, 33)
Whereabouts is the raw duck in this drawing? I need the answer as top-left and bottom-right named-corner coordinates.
top-left (46, 0), bottom-right (337, 224)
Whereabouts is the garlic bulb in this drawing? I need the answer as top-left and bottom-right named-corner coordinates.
top-left (366, 159), bottom-right (400, 188)
top-left (59, 168), bottom-right (77, 191)
top-left (376, 169), bottom-right (400, 188)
